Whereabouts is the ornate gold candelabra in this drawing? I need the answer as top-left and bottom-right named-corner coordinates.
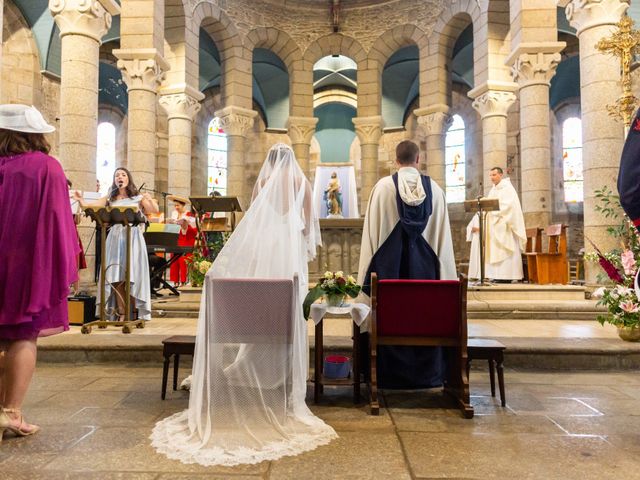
top-left (596, 15), bottom-right (640, 130)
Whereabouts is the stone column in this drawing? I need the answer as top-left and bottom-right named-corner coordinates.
top-left (414, 105), bottom-right (452, 187)
top-left (287, 116), bottom-right (318, 179)
top-left (49, 0), bottom-right (119, 190)
top-left (353, 116), bottom-right (383, 211)
top-left (564, 0), bottom-right (629, 283)
top-left (114, 48), bottom-right (168, 190)
top-left (159, 86), bottom-right (204, 197)
top-left (469, 84), bottom-right (517, 193)
top-left (508, 46), bottom-right (564, 227)
top-left (215, 105), bottom-right (257, 205)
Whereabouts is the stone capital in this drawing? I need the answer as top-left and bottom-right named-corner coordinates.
top-left (287, 116), bottom-right (318, 145)
top-left (507, 42), bottom-right (566, 87)
top-left (49, 0), bottom-right (119, 42)
top-left (114, 49), bottom-right (169, 93)
top-left (564, 0), bottom-right (629, 35)
top-left (215, 106), bottom-right (258, 136)
top-left (159, 85), bottom-right (205, 120)
top-left (470, 87), bottom-right (517, 119)
top-left (353, 115), bottom-right (383, 145)
top-left (414, 105), bottom-right (452, 136)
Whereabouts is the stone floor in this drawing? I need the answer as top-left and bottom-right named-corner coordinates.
top-left (2, 365), bottom-right (640, 479)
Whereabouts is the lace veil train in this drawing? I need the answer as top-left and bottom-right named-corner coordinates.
top-left (151, 143), bottom-right (336, 466)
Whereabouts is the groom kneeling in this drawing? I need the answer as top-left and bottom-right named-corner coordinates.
top-left (358, 140), bottom-right (457, 389)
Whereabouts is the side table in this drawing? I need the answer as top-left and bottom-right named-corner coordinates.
top-left (310, 303), bottom-right (370, 404)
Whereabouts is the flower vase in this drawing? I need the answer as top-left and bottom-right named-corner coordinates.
top-left (617, 326), bottom-right (640, 342)
top-left (325, 294), bottom-right (346, 308)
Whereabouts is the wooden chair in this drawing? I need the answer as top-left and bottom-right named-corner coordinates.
top-left (522, 227), bottom-right (543, 283)
top-left (369, 273), bottom-right (473, 419)
top-left (466, 339), bottom-right (506, 407)
top-left (527, 224), bottom-right (569, 284)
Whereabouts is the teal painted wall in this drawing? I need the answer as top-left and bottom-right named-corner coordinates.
top-left (314, 103), bottom-right (356, 163)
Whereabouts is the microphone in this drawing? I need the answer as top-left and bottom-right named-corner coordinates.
top-left (139, 183), bottom-right (146, 192)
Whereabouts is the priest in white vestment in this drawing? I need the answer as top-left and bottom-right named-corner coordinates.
top-left (469, 167), bottom-right (526, 281)
top-left (357, 140), bottom-right (456, 389)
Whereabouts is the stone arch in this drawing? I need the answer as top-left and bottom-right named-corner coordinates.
top-left (425, 1), bottom-right (481, 107)
top-left (164, 0), bottom-right (194, 89)
top-left (244, 27), bottom-right (302, 118)
top-left (300, 34), bottom-right (368, 116)
top-left (192, 2), bottom-right (247, 107)
top-left (369, 24), bottom-right (428, 71)
top-left (2, 0), bottom-right (40, 106)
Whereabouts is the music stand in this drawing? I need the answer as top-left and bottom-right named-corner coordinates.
top-left (189, 196), bottom-right (243, 232)
top-left (464, 197), bottom-right (500, 285)
top-left (83, 206), bottom-right (147, 334)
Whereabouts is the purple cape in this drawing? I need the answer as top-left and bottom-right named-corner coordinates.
top-left (0, 151), bottom-right (79, 339)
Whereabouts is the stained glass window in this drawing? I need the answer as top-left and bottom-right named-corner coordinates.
top-left (562, 117), bottom-right (583, 203)
top-left (96, 122), bottom-right (116, 195)
top-left (445, 114), bottom-right (466, 203)
top-left (207, 117), bottom-right (228, 196)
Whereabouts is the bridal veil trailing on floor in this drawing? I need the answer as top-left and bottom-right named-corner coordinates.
top-left (151, 143), bottom-right (337, 466)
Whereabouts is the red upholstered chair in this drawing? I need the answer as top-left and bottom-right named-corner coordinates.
top-left (369, 273), bottom-right (473, 419)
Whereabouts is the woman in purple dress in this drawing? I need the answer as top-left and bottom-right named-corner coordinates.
top-left (0, 104), bottom-right (79, 440)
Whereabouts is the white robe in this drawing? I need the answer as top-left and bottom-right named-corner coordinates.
top-left (357, 169), bottom-right (457, 297)
top-left (466, 215), bottom-right (481, 280)
top-left (477, 178), bottom-right (526, 280)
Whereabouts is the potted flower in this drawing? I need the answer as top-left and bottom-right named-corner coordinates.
top-left (587, 187), bottom-right (640, 341)
top-left (303, 271), bottom-right (361, 318)
top-left (185, 251), bottom-right (212, 288)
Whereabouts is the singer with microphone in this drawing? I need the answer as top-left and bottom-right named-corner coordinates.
top-left (74, 168), bottom-right (158, 321)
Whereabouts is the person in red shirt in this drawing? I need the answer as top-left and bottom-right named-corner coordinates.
top-left (168, 196), bottom-right (197, 286)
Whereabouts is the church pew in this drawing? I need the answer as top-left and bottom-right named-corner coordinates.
top-left (526, 224), bottom-right (569, 285)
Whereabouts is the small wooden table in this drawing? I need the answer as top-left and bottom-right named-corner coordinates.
top-left (467, 338), bottom-right (506, 407)
top-left (311, 304), bottom-right (369, 404)
top-left (161, 335), bottom-right (196, 400)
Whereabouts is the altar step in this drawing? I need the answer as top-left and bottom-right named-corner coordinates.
top-left (152, 298), bottom-right (605, 321)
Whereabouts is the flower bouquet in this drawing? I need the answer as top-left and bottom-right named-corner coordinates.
top-left (586, 188), bottom-right (640, 340)
top-left (185, 251), bottom-right (212, 288)
top-left (303, 271), bottom-right (361, 319)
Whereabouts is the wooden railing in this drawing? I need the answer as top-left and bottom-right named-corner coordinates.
top-left (309, 219), bottom-right (364, 280)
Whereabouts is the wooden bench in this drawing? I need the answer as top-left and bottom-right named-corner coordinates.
top-left (522, 227), bottom-right (542, 283)
top-left (525, 224), bottom-right (568, 285)
top-left (467, 338), bottom-right (506, 407)
top-left (161, 335), bottom-right (196, 400)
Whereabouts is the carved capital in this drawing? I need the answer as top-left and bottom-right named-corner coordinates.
top-left (471, 90), bottom-right (517, 119)
top-left (287, 116), bottom-right (318, 145)
top-left (159, 86), bottom-right (204, 120)
top-left (564, 0), bottom-right (629, 35)
top-left (114, 49), bottom-right (169, 93)
top-left (511, 51), bottom-right (562, 87)
top-left (49, 0), bottom-right (119, 42)
top-left (415, 111), bottom-right (453, 137)
top-left (215, 106), bottom-right (258, 136)
top-left (353, 115), bottom-right (383, 145)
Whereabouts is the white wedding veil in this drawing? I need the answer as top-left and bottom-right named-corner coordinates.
top-left (151, 143), bottom-right (336, 466)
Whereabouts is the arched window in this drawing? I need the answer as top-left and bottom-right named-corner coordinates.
top-left (445, 114), bottom-right (466, 203)
top-left (562, 117), bottom-right (583, 203)
top-left (96, 122), bottom-right (116, 195)
top-left (207, 117), bottom-right (228, 195)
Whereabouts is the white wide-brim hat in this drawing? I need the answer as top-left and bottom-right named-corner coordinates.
top-left (0, 104), bottom-right (55, 134)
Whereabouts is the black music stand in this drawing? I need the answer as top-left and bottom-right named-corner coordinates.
top-left (464, 197), bottom-right (500, 286)
top-left (190, 196), bottom-right (243, 234)
top-left (83, 206), bottom-right (147, 334)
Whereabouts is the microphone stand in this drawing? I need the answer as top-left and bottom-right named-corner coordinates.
top-left (140, 187), bottom-right (172, 218)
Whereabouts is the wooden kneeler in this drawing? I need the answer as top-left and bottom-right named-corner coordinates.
top-left (369, 273), bottom-right (473, 419)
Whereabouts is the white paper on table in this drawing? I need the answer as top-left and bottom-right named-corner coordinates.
top-left (69, 190), bottom-right (102, 214)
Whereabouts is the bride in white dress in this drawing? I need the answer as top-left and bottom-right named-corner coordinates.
top-left (151, 143), bottom-right (337, 466)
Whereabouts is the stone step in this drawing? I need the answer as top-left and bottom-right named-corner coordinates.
top-left (152, 299), bottom-right (605, 321)
top-left (36, 333), bottom-right (640, 370)
top-left (468, 284), bottom-right (586, 301)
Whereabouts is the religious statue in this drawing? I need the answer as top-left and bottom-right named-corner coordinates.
top-left (324, 171), bottom-right (343, 218)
